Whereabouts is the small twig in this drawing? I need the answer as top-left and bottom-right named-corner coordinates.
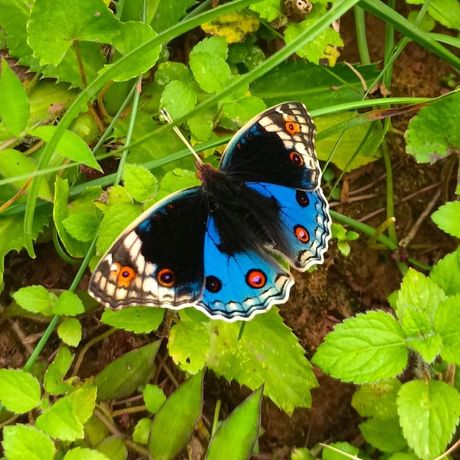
top-left (434, 437), bottom-right (460, 460)
top-left (112, 405), bottom-right (148, 417)
top-left (0, 178), bottom-right (33, 213)
top-left (348, 171), bottom-right (387, 196)
top-left (162, 362), bottom-right (180, 388)
top-left (399, 190), bottom-right (441, 248)
top-left (9, 320), bottom-right (34, 354)
top-left (112, 394), bottom-right (144, 407)
top-left (0, 414), bottom-right (20, 429)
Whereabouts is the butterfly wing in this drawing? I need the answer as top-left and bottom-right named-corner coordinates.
top-left (89, 188), bottom-right (208, 309)
top-left (246, 182), bottom-right (331, 271)
top-left (196, 216), bottom-right (293, 321)
top-left (220, 102), bottom-right (321, 191)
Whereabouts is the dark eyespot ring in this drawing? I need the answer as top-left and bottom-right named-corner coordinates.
top-left (205, 275), bottom-right (222, 293)
top-left (289, 151), bottom-right (304, 167)
top-left (246, 269), bottom-right (267, 289)
top-left (296, 190), bottom-right (309, 207)
top-left (157, 268), bottom-right (175, 287)
top-left (294, 225), bottom-right (310, 243)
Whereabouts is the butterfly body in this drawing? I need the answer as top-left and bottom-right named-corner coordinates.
top-left (89, 102), bottom-right (331, 321)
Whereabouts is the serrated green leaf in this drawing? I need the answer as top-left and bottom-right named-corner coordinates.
top-left (220, 96), bottom-right (266, 130)
top-left (0, 149), bottom-right (53, 201)
top-left (430, 248), bottom-right (460, 296)
top-left (156, 169), bottom-right (200, 200)
top-left (0, 369), bottom-right (41, 413)
top-left (13, 285), bottom-right (56, 315)
top-left (58, 318), bottom-right (82, 347)
top-left (28, 0), bottom-right (121, 66)
top-left (352, 379), bottom-right (401, 419)
top-left (101, 307), bottom-right (164, 333)
top-left (0, 59), bottom-right (29, 135)
top-left (2, 424), bottom-right (55, 460)
top-left (0, 207), bottom-right (50, 292)
top-left (63, 447), bottom-right (110, 460)
top-left (387, 454), bottom-right (419, 460)
top-left (312, 311), bottom-right (408, 384)
top-left (291, 447), bottom-right (315, 460)
top-left (160, 80), bottom-right (197, 120)
top-left (84, 415), bottom-right (109, 446)
top-left (249, 0), bottom-right (281, 21)
top-left (189, 49), bottom-right (231, 93)
top-left (435, 294), bottom-right (460, 364)
top-left (95, 341), bottom-right (160, 401)
top-left (154, 61), bottom-right (193, 86)
top-left (53, 290), bottom-right (85, 316)
top-left (143, 384), bottom-right (166, 414)
top-left (149, 372), bottom-right (203, 460)
top-left (397, 380), bottom-right (460, 459)
top-left (192, 36), bottom-right (228, 58)
top-left (122, 163), bottom-right (158, 203)
top-left (187, 108), bottom-right (215, 141)
top-left (44, 346), bottom-right (74, 395)
top-left (30, 126), bottom-right (102, 171)
top-left (206, 387), bottom-right (262, 460)
top-left (96, 436), bottom-right (127, 460)
top-left (431, 201), bottom-right (460, 238)
top-left (208, 308), bottom-right (317, 414)
top-left (360, 417), bottom-right (407, 452)
top-left (396, 269), bottom-right (445, 362)
top-left (151, 0), bottom-right (195, 32)
top-left (168, 310), bottom-right (211, 374)
top-left (62, 213), bottom-right (100, 242)
top-left (322, 442), bottom-right (359, 460)
top-left (133, 418), bottom-right (151, 445)
top-left (405, 92), bottom-right (460, 163)
top-left (428, 0), bottom-right (460, 29)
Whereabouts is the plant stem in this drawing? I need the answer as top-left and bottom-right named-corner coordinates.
top-left (211, 400), bottom-right (222, 436)
top-left (354, 6), bottom-right (371, 64)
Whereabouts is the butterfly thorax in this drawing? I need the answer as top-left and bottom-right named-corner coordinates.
top-left (197, 162), bottom-right (287, 256)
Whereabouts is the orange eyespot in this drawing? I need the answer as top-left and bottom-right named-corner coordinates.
top-left (289, 151), bottom-right (304, 167)
top-left (294, 225), bottom-right (310, 243)
top-left (246, 269), bottom-right (267, 289)
top-left (118, 265), bottom-right (136, 288)
top-left (158, 268), bottom-right (176, 287)
top-left (285, 120), bottom-right (300, 135)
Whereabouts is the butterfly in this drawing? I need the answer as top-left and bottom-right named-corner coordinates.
top-left (88, 102), bottom-right (331, 322)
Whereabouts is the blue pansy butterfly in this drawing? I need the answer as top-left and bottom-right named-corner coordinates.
top-left (89, 102), bottom-right (331, 322)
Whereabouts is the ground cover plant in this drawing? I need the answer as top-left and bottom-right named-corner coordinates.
top-left (0, 0), bottom-right (459, 459)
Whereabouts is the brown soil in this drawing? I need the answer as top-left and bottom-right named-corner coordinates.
top-left (0, 6), bottom-right (458, 460)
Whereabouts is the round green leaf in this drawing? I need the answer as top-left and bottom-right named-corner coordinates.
top-left (2, 424), bottom-right (55, 460)
top-left (0, 369), bottom-right (41, 413)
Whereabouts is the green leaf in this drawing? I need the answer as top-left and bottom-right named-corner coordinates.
top-left (149, 372), bottom-right (203, 460)
top-left (220, 96), bottom-right (266, 130)
top-left (53, 290), bottom-right (85, 316)
top-left (156, 168), bottom-right (200, 200)
top-left (62, 213), bottom-right (100, 242)
top-left (58, 318), bottom-right (82, 347)
top-left (312, 310), bottom-right (408, 384)
top-left (0, 207), bottom-right (50, 292)
top-left (133, 418), bottom-right (151, 445)
top-left (168, 310), bottom-right (211, 374)
top-left (206, 387), bottom-right (262, 460)
top-left (95, 341), bottom-right (160, 401)
top-left (44, 346), bottom-right (74, 395)
top-left (192, 36), bottom-right (228, 58)
top-left (360, 417), bottom-right (407, 453)
top-left (435, 294), bottom-right (460, 364)
top-left (0, 369), bottom-right (41, 413)
top-left (108, 21), bottom-right (160, 82)
top-left (154, 61), bottom-right (193, 86)
top-left (322, 442), bottom-right (359, 460)
top-left (387, 454), bottom-right (419, 460)
top-left (143, 384), bottom-right (166, 414)
top-left (431, 201), bottom-right (460, 238)
top-left (0, 59), bottom-right (29, 135)
top-left (101, 307), bottom-right (164, 334)
top-left (0, 149), bottom-right (53, 201)
top-left (152, 0), bottom-right (195, 32)
top-left (405, 92), bottom-right (460, 163)
top-left (63, 447), bottom-right (110, 460)
top-left (291, 448), bottom-right (315, 460)
top-left (30, 126), bottom-right (102, 171)
top-left (430, 248), bottom-right (460, 296)
top-left (2, 424), bottom-right (55, 460)
top-left (84, 415), bottom-right (109, 446)
top-left (28, 0), bottom-right (121, 66)
top-left (13, 285), bottom-right (56, 315)
top-left (96, 436), bottom-right (128, 460)
top-left (160, 80), bottom-right (197, 120)
top-left (122, 163), bottom-right (158, 203)
top-left (397, 380), bottom-right (460, 459)
top-left (208, 308), bottom-right (317, 414)
top-left (352, 379), bottom-right (401, 419)
top-left (396, 269), bottom-right (446, 362)
top-left (187, 108), bottom-right (215, 141)
top-left (428, 0), bottom-right (460, 30)
top-left (249, 0), bottom-right (281, 21)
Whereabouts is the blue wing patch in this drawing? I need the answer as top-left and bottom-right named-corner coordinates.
top-left (197, 217), bottom-right (293, 321)
top-left (246, 182), bottom-right (331, 271)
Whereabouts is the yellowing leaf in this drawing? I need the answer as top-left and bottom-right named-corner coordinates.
top-left (201, 12), bottom-right (260, 43)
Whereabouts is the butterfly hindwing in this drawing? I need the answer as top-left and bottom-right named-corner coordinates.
top-left (246, 182), bottom-right (331, 271)
top-left (197, 217), bottom-right (294, 321)
top-left (220, 102), bottom-right (321, 191)
top-left (89, 188), bottom-right (207, 309)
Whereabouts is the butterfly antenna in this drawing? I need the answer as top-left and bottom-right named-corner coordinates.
top-left (160, 108), bottom-right (204, 166)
